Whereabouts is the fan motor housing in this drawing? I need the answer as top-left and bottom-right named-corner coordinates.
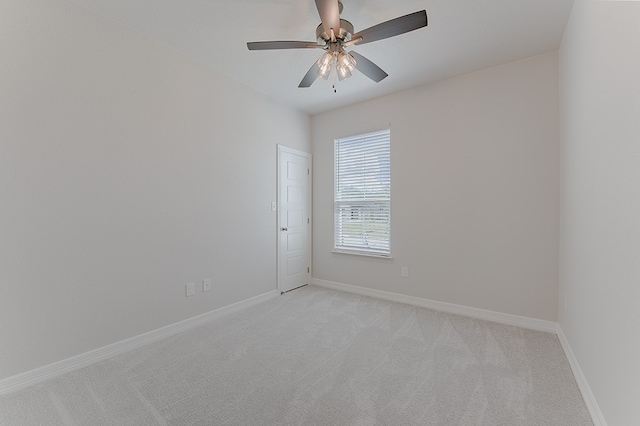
top-left (316, 19), bottom-right (354, 43)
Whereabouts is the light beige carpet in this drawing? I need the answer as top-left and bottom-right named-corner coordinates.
top-left (0, 285), bottom-right (592, 425)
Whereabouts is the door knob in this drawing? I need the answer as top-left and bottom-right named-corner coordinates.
top-left (281, 227), bottom-right (288, 231)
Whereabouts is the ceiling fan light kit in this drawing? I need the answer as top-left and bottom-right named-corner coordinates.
top-left (247, 0), bottom-right (427, 91)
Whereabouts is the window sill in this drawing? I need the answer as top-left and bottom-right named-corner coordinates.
top-left (331, 250), bottom-right (393, 260)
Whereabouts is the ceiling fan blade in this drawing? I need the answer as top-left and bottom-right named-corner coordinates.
top-left (315, 0), bottom-right (341, 38)
top-left (247, 41), bottom-right (323, 50)
top-left (350, 51), bottom-right (388, 83)
top-left (299, 61), bottom-right (320, 88)
top-left (351, 10), bottom-right (427, 46)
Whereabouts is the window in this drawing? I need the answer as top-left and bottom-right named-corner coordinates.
top-left (334, 129), bottom-right (391, 256)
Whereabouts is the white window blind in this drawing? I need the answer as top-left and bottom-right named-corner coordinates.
top-left (334, 129), bottom-right (391, 256)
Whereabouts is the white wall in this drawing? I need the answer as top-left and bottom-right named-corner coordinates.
top-left (312, 52), bottom-right (559, 321)
top-left (559, 0), bottom-right (640, 424)
top-left (0, 0), bottom-right (309, 380)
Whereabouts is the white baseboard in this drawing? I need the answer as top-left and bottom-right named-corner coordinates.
top-left (0, 290), bottom-right (278, 396)
top-left (311, 278), bottom-right (558, 333)
top-left (557, 326), bottom-right (608, 426)
top-left (1, 283), bottom-right (605, 426)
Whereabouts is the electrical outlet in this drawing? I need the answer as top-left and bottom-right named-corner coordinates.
top-left (185, 282), bottom-right (195, 297)
top-left (203, 279), bottom-right (212, 292)
top-left (401, 266), bottom-right (409, 278)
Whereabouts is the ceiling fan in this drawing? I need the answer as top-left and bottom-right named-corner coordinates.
top-left (247, 0), bottom-right (428, 90)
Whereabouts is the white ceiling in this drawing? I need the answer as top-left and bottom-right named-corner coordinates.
top-left (69, 0), bottom-right (575, 115)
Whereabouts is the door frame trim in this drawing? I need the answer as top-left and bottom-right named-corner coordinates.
top-left (277, 145), bottom-right (312, 294)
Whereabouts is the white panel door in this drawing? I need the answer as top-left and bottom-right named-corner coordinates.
top-left (278, 146), bottom-right (311, 293)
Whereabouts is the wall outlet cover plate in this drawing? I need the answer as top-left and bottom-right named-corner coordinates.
top-left (186, 282), bottom-right (195, 297)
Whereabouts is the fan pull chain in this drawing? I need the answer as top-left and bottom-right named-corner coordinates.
top-left (332, 55), bottom-right (338, 93)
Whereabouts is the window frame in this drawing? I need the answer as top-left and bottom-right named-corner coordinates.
top-left (333, 129), bottom-right (391, 258)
